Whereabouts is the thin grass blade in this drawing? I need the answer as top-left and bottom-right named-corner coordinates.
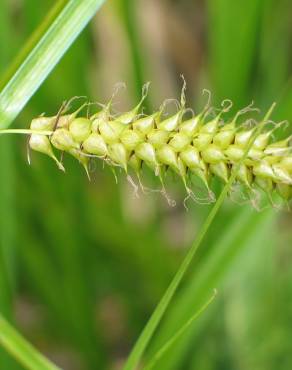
top-left (143, 290), bottom-right (217, 370)
top-left (148, 208), bottom-right (275, 369)
top-left (123, 104), bottom-right (276, 370)
top-left (0, 0), bottom-right (106, 129)
top-left (0, 315), bottom-right (60, 370)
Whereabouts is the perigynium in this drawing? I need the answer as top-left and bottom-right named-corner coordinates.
top-left (0, 81), bottom-right (291, 209)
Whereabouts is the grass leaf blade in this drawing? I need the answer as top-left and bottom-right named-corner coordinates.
top-left (0, 315), bottom-right (61, 370)
top-left (123, 104), bottom-right (276, 370)
top-left (0, 0), bottom-right (106, 129)
top-left (143, 290), bottom-right (217, 370)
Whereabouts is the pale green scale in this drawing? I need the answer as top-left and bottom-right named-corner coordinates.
top-left (225, 145), bottom-right (244, 162)
top-left (168, 132), bottom-right (191, 152)
top-left (199, 117), bottom-right (219, 135)
top-left (246, 148), bottom-right (264, 161)
top-left (29, 134), bottom-right (64, 171)
top-left (51, 129), bottom-right (79, 151)
top-left (179, 144), bottom-right (211, 190)
top-left (132, 114), bottom-right (156, 135)
top-left (201, 144), bottom-right (225, 164)
top-left (179, 145), bottom-right (202, 170)
top-left (179, 115), bottom-right (201, 136)
top-left (234, 129), bottom-right (254, 148)
top-left (210, 162), bottom-right (229, 183)
top-left (30, 116), bottom-right (56, 131)
top-left (82, 133), bottom-right (108, 156)
top-left (212, 122), bottom-right (235, 149)
top-left (191, 162), bottom-right (211, 190)
top-left (69, 117), bottom-right (92, 143)
top-left (30, 102), bottom-right (88, 131)
top-left (264, 154), bottom-right (282, 165)
top-left (177, 157), bottom-right (187, 179)
top-left (264, 138), bottom-right (290, 156)
top-left (157, 111), bottom-right (182, 132)
top-left (252, 161), bottom-right (276, 181)
top-left (91, 117), bottom-right (104, 133)
top-left (253, 132), bottom-right (271, 150)
top-left (234, 164), bottom-right (253, 188)
top-left (129, 153), bottom-right (142, 173)
top-left (99, 120), bottom-right (126, 144)
top-left (272, 164), bottom-right (292, 185)
top-left (90, 103), bottom-right (112, 133)
top-left (120, 129), bottom-right (144, 151)
top-left (156, 145), bottom-right (179, 171)
top-left (193, 133), bottom-right (213, 151)
top-left (147, 129), bottom-right (169, 149)
top-left (108, 143), bottom-right (129, 171)
top-left (135, 142), bottom-right (158, 171)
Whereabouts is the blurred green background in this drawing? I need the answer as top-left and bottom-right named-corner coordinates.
top-left (0, 0), bottom-right (292, 369)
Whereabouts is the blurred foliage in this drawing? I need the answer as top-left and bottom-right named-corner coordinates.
top-left (0, 0), bottom-right (291, 370)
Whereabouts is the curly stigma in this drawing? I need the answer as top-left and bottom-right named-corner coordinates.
top-left (1, 82), bottom-right (291, 208)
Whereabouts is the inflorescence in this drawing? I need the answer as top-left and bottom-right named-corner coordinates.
top-left (1, 80), bottom-right (291, 209)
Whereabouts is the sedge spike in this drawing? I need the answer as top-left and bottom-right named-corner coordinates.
top-left (0, 87), bottom-right (291, 208)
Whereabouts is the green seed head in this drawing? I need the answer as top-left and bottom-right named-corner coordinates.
top-left (12, 86), bottom-right (292, 209)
